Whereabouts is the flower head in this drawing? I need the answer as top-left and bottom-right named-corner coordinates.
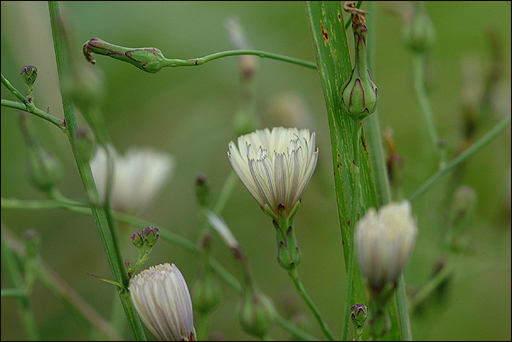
top-left (355, 201), bottom-right (418, 293)
top-left (227, 127), bottom-right (318, 219)
top-left (130, 263), bottom-right (195, 341)
top-left (91, 145), bottom-right (174, 214)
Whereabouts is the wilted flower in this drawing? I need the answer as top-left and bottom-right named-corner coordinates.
top-left (90, 146), bottom-right (174, 214)
top-left (355, 201), bottom-right (418, 293)
top-left (130, 263), bottom-right (195, 341)
top-left (227, 127), bottom-right (318, 219)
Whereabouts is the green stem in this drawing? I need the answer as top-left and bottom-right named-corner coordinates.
top-left (1, 289), bottom-right (27, 298)
top-left (47, 2), bottom-right (146, 340)
top-left (1, 197), bottom-right (317, 341)
top-left (213, 170), bottom-right (238, 214)
top-left (365, 1), bottom-right (391, 208)
top-left (288, 267), bottom-right (335, 341)
top-left (411, 263), bottom-right (453, 309)
top-left (342, 121), bottom-right (362, 341)
top-left (1, 226), bottom-right (39, 340)
top-left (162, 50), bottom-right (317, 70)
top-left (197, 313), bottom-right (211, 341)
top-left (1, 98), bottom-right (65, 131)
top-left (365, 2), bottom-right (411, 340)
top-left (412, 53), bottom-right (445, 165)
top-left (409, 115), bottom-right (511, 203)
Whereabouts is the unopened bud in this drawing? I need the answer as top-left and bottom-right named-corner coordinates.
top-left (131, 232), bottom-right (144, 248)
top-left (20, 65), bottom-right (38, 86)
top-left (125, 260), bottom-right (132, 268)
top-left (237, 288), bottom-right (275, 338)
top-left (142, 226), bottom-right (159, 248)
top-left (27, 147), bottom-right (62, 192)
top-left (74, 126), bottom-right (96, 162)
top-left (83, 38), bottom-right (167, 73)
top-left (195, 174), bottom-right (211, 208)
top-left (446, 185), bottom-right (477, 251)
top-left (351, 304), bottom-right (368, 329)
top-left (192, 272), bottom-right (222, 314)
top-left (23, 229), bottom-right (41, 260)
top-left (402, 2), bottom-right (436, 53)
top-left (341, 21), bottom-right (378, 120)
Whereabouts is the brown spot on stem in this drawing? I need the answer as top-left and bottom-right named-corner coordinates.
top-left (338, 13), bottom-right (342, 22)
top-left (321, 23), bottom-right (329, 43)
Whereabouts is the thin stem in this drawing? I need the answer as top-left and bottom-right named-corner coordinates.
top-left (213, 170), bottom-right (238, 214)
top-left (410, 263), bottom-right (453, 309)
top-left (1, 197), bottom-right (317, 341)
top-left (2, 226), bottom-right (123, 340)
top-left (1, 98), bottom-right (65, 131)
top-left (1, 226), bottom-right (39, 340)
top-left (412, 53), bottom-right (445, 165)
top-left (162, 50), bottom-right (317, 70)
top-left (288, 267), bottom-right (335, 341)
top-left (1, 289), bottom-right (27, 298)
top-left (409, 115), bottom-right (511, 203)
top-left (47, 2), bottom-right (146, 340)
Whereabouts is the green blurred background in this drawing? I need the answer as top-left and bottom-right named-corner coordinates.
top-left (1, 1), bottom-right (510, 340)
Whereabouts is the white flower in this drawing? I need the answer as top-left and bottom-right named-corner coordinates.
top-left (355, 201), bottom-right (418, 292)
top-left (227, 127), bottom-right (318, 218)
top-left (130, 263), bottom-right (195, 341)
top-left (90, 145), bottom-right (174, 214)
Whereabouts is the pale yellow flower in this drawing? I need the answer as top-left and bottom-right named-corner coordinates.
top-left (355, 201), bottom-right (418, 291)
top-left (227, 127), bottom-right (318, 218)
top-left (130, 263), bottom-right (195, 341)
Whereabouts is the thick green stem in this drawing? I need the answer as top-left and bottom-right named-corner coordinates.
top-left (47, 2), bottom-right (145, 340)
top-left (288, 267), bottom-right (335, 341)
top-left (409, 115), bottom-right (511, 202)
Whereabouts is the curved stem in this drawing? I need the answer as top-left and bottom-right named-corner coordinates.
top-left (162, 50), bottom-right (317, 70)
top-left (288, 267), bottom-right (335, 341)
top-left (1, 98), bottom-right (65, 131)
top-left (409, 115), bottom-right (511, 203)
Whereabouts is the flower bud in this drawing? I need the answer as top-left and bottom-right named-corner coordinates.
top-left (23, 229), bottom-right (41, 260)
top-left (27, 146), bottom-right (62, 192)
top-left (445, 185), bottom-right (477, 251)
top-left (237, 287), bottom-right (275, 339)
top-left (341, 21), bottom-right (378, 120)
top-left (192, 271), bottom-right (222, 314)
top-left (20, 65), bottom-right (38, 86)
top-left (351, 304), bottom-right (368, 329)
top-left (130, 263), bottom-right (195, 341)
top-left (142, 227), bottom-right (159, 248)
top-left (195, 174), bottom-right (211, 208)
top-left (402, 2), bottom-right (436, 53)
top-left (131, 232), bottom-right (144, 248)
top-left (74, 126), bottom-right (96, 162)
top-left (83, 38), bottom-right (167, 73)
top-left (355, 201), bottom-right (417, 295)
